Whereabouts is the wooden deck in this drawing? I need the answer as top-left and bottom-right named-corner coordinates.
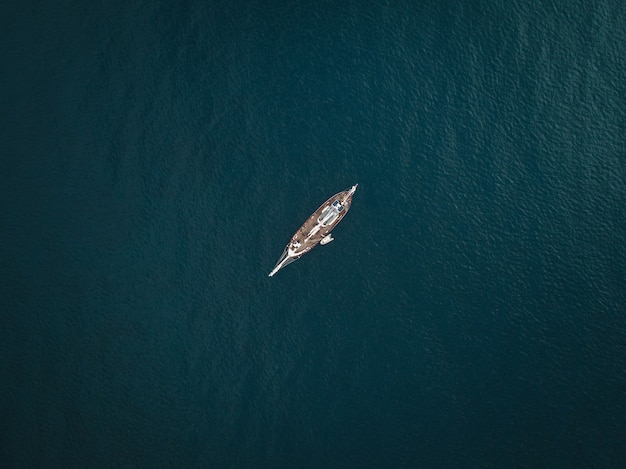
top-left (288, 189), bottom-right (355, 256)
top-left (269, 185), bottom-right (357, 276)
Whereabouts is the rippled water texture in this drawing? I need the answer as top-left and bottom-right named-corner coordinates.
top-left (1, 0), bottom-right (625, 466)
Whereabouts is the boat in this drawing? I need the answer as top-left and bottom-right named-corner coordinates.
top-left (268, 184), bottom-right (358, 277)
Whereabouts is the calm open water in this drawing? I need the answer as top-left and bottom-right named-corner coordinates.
top-left (1, 0), bottom-right (625, 467)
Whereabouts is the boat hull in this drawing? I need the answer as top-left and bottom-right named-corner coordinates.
top-left (269, 184), bottom-right (357, 276)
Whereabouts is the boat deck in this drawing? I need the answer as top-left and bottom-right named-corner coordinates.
top-left (269, 184), bottom-right (357, 276)
top-left (288, 195), bottom-right (350, 256)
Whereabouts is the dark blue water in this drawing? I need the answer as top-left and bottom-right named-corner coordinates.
top-left (1, 0), bottom-right (625, 467)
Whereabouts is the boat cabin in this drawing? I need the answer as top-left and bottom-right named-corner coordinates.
top-left (318, 200), bottom-right (344, 226)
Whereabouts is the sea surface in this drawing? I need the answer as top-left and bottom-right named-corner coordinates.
top-left (1, 0), bottom-right (625, 467)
